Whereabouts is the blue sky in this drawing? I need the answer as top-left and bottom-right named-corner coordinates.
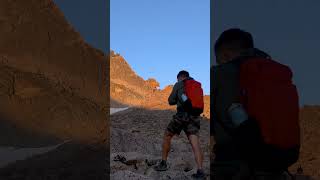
top-left (111, 0), bottom-right (210, 94)
top-left (53, 0), bottom-right (107, 53)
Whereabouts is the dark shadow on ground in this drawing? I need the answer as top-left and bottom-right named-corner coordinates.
top-left (0, 115), bottom-right (61, 147)
top-left (0, 110), bottom-right (108, 180)
top-left (0, 142), bottom-right (108, 180)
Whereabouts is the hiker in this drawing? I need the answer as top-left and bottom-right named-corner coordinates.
top-left (211, 28), bottom-right (300, 180)
top-left (154, 70), bottom-right (206, 179)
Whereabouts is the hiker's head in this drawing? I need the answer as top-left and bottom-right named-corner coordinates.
top-left (177, 70), bottom-right (189, 82)
top-left (215, 28), bottom-right (254, 64)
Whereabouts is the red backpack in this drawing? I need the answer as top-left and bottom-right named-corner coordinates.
top-left (183, 79), bottom-right (204, 115)
top-left (238, 57), bottom-right (300, 168)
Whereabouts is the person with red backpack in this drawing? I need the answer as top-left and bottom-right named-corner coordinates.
top-left (154, 70), bottom-right (206, 179)
top-left (211, 28), bottom-right (300, 180)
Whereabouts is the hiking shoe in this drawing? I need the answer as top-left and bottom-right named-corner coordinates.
top-left (153, 160), bottom-right (169, 171)
top-left (192, 169), bottom-right (206, 179)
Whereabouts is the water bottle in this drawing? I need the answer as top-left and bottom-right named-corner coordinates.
top-left (227, 103), bottom-right (248, 127)
top-left (181, 93), bottom-right (188, 102)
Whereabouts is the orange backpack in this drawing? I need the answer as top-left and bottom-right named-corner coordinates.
top-left (239, 57), bottom-right (300, 149)
top-left (238, 57), bottom-right (300, 168)
top-left (183, 79), bottom-right (204, 116)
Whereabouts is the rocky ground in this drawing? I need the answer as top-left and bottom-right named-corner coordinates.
top-left (110, 107), bottom-right (210, 180)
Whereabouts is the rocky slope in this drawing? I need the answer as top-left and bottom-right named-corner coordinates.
top-left (0, 0), bottom-right (108, 107)
top-left (0, 0), bottom-right (108, 179)
top-left (110, 51), bottom-right (158, 107)
top-left (0, 65), bottom-right (107, 145)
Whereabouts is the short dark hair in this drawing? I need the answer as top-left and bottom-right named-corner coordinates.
top-left (214, 28), bottom-right (254, 54)
top-left (177, 70), bottom-right (189, 78)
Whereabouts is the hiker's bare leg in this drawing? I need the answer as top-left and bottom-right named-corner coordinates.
top-left (188, 134), bottom-right (203, 169)
top-left (162, 131), bottom-right (175, 161)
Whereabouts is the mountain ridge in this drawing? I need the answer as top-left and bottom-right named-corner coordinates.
top-left (110, 50), bottom-right (210, 118)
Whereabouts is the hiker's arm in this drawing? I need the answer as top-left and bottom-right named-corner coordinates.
top-left (168, 83), bottom-right (179, 105)
top-left (212, 65), bottom-right (237, 130)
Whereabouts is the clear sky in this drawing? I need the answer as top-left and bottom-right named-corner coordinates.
top-left (53, 0), bottom-right (108, 54)
top-left (213, 0), bottom-right (320, 106)
top-left (111, 0), bottom-right (210, 94)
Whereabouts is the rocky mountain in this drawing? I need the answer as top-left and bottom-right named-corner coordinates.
top-left (0, 0), bottom-right (108, 179)
top-left (0, 0), bottom-right (108, 107)
top-left (110, 51), bottom-right (156, 107)
top-left (0, 0), bottom-right (108, 145)
top-left (110, 51), bottom-right (210, 118)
